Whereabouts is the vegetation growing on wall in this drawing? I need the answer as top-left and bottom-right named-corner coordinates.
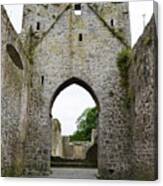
top-left (143, 35), bottom-right (152, 46)
top-left (27, 26), bottom-right (37, 64)
top-left (117, 48), bottom-right (131, 88)
top-left (116, 48), bottom-right (132, 109)
top-left (70, 107), bottom-right (98, 141)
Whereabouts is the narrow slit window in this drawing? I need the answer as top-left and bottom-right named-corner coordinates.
top-left (36, 22), bottom-right (40, 30)
top-left (110, 19), bottom-right (114, 27)
top-left (74, 4), bottom-right (82, 15)
top-left (79, 33), bottom-right (83, 41)
top-left (41, 76), bottom-right (44, 85)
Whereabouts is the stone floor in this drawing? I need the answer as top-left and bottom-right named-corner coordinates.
top-left (49, 168), bottom-right (97, 179)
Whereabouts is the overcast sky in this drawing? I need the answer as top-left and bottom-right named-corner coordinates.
top-left (4, 1), bottom-right (153, 135)
top-left (52, 85), bottom-right (96, 135)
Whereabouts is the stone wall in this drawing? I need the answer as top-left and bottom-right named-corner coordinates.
top-left (1, 7), bottom-right (30, 176)
top-left (128, 15), bottom-right (158, 180)
top-left (20, 2), bottom-right (131, 179)
top-left (60, 129), bottom-right (97, 160)
top-left (61, 137), bottom-right (73, 159)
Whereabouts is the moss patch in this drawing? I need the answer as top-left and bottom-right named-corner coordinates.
top-left (2, 162), bottom-right (23, 177)
top-left (131, 167), bottom-right (156, 180)
top-left (116, 48), bottom-right (132, 110)
top-left (117, 48), bottom-right (131, 88)
top-left (143, 36), bottom-right (152, 46)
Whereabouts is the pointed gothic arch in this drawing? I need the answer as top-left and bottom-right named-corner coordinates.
top-left (49, 77), bottom-right (100, 118)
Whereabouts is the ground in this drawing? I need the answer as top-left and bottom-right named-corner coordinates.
top-left (49, 168), bottom-right (97, 179)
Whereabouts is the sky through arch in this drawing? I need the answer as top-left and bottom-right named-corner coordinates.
top-left (51, 84), bottom-right (96, 135)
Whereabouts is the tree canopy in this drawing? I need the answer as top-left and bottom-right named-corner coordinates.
top-left (70, 107), bottom-right (98, 141)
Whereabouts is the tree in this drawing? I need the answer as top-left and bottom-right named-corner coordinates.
top-left (70, 107), bottom-right (98, 141)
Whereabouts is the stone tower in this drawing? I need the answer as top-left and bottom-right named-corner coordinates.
top-left (20, 2), bottom-right (131, 179)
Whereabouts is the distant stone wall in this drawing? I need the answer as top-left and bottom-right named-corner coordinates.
top-left (62, 139), bottom-right (91, 160)
top-left (61, 129), bottom-right (97, 160)
top-left (61, 136), bottom-right (88, 160)
top-left (51, 119), bottom-right (63, 157)
top-left (128, 16), bottom-right (158, 180)
top-left (62, 137), bottom-right (73, 159)
top-left (73, 143), bottom-right (88, 159)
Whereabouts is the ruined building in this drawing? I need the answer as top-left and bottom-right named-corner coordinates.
top-left (51, 123), bottom-right (97, 160)
top-left (1, 2), bottom-right (157, 180)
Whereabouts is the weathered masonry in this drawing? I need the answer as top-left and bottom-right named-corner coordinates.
top-left (1, 2), bottom-right (158, 180)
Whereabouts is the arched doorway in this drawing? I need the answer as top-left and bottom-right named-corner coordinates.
top-left (49, 78), bottom-right (100, 178)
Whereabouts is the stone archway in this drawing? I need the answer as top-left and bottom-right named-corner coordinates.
top-left (48, 77), bottom-right (100, 172)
